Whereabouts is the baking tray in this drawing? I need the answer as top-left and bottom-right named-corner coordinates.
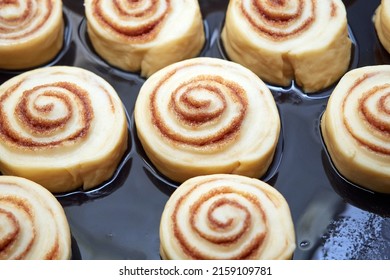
top-left (0, 0), bottom-right (389, 260)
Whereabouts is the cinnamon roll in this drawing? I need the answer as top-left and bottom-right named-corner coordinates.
top-left (0, 176), bottom-right (71, 260)
top-left (0, 0), bottom-right (64, 70)
top-left (221, 0), bottom-right (352, 93)
top-left (321, 65), bottom-right (390, 194)
top-left (134, 57), bottom-right (280, 183)
top-left (0, 66), bottom-right (128, 193)
top-left (374, 0), bottom-right (390, 54)
top-left (84, 0), bottom-right (205, 77)
top-left (159, 174), bottom-right (296, 260)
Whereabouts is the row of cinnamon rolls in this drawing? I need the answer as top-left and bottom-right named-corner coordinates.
top-left (0, 0), bottom-right (359, 93)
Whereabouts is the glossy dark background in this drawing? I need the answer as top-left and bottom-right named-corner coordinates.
top-left (1, 0), bottom-right (389, 260)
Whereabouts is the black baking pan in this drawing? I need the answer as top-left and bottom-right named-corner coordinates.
top-left (0, 0), bottom-right (389, 260)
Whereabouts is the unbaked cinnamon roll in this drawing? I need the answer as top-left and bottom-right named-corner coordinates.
top-left (0, 0), bottom-right (64, 70)
top-left (221, 0), bottom-right (352, 93)
top-left (159, 174), bottom-right (296, 260)
top-left (134, 57), bottom-right (280, 183)
top-left (0, 176), bottom-right (71, 260)
top-left (84, 0), bottom-right (205, 77)
top-left (374, 0), bottom-right (390, 54)
top-left (0, 66), bottom-right (128, 193)
top-left (321, 65), bottom-right (390, 194)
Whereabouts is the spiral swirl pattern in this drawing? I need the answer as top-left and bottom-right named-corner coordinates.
top-left (240, 0), bottom-right (316, 40)
top-left (0, 66), bottom-right (128, 193)
top-left (0, 176), bottom-right (71, 260)
top-left (0, 0), bottom-right (54, 40)
top-left (0, 0), bottom-right (63, 69)
top-left (84, 0), bottom-right (205, 77)
top-left (1, 82), bottom-right (93, 148)
top-left (89, 0), bottom-right (170, 42)
top-left (152, 75), bottom-right (247, 149)
top-left (321, 65), bottom-right (390, 193)
top-left (159, 174), bottom-right (296, 260)
top-left (343, 77), bottom-right (390, 155)
top-left (221, 0), bottom-right (351, 92)
top-left (135, 57), bottom-right (280, 183)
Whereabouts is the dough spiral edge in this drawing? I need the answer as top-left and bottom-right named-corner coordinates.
top-left (84, 0), bottom-right (205, 77)
top-left (0, 176), bottom-right (71, 260)
top-left (134, 57), bottom-right (280, 183)
top-left (88, 0), bottom-right (170, 43)
top-left (321, 66), bottom-right (390, 193)
top-left (159, 174), bottom-right (296, 260)
top-left (0, 66), bottom-right (128, 193)
top-left (221, 0), bottom-right (351, 92)
top-left (0, 0), bottom-right (64, 70)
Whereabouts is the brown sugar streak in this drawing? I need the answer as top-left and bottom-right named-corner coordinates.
top-left (331, 0), bottom-right (338, 17)
top-left (0, 195), bottom-right (35, 260)
top-left (150, 66), bottom-right (248, 148)
top-left (171, 181), bottom-right (267, 259)
top-left (0, 81), bottom-right (94, 149)
top-left (342, 73), bottom-right (390, 155)
top-left (240, 0), bottom-right (316, 40)
top-left (0, 0), bottom-right (53, 40)
top-left (190, 191), bottom-right (251, 244)
top-left (113, 0), bottom-right (158, 18)
top-left (91, 0), bottom-right (170, 42)
top-left (170, 84), bottom-right (227, 125)
top-left (0, 208), bottom-right (19, 256)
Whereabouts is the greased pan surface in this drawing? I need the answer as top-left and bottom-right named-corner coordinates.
top-left (0, 0), bottom-right (389, 260)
